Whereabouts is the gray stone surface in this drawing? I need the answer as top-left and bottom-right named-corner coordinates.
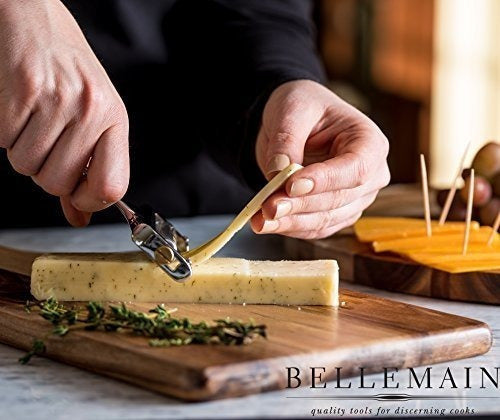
top-left (0, 216), bottom-right (498, 419)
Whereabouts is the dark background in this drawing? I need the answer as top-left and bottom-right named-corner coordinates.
top-left (0, 0), bottom-right (432, 228)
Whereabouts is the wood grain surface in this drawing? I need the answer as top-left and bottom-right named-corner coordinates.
top-left (0, 261), bottom-right (492, 401)
top-left (285, 230), bottom-right (500, 305)
top-left (0, 245), bottom-right (40, 276)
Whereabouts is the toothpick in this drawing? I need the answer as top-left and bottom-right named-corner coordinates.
top-left (420, 154), bottom-right (432, 237)
top-left (439, 141), bottom-right (471, 225)
top-left (462, 169), bottom-right (475, 255)
top-left (487, 211), bottom-right (500, 246)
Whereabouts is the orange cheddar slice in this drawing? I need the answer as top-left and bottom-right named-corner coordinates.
top-left (354, 216), bottom-right (499, 273)
top-left (354, 217), bottom-right (478, 242)
top-left (372, 227), bottom-right (497, 253)
top-left (406, 252), bottom-right (500, 273)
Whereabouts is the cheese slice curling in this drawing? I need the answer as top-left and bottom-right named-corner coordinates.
top-left (183, 163), bottom-right (303, 264)
top-left (31, 253), bottom-right (339, 306)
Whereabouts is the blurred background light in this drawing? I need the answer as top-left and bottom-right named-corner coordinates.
top-left (430, 0), bottom-right (500, 187)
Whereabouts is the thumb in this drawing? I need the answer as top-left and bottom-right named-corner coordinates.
top-left (60, 196), bottom-right (92, 227)
top-left (262, 98), bottom-right (318, 181)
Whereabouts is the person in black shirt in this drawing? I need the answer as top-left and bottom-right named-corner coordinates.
top-left (0, 0), bottom-right (389, 239)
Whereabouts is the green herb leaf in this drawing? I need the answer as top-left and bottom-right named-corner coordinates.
top-left (19, 339), bottom-right (46, 365)
top-left (20, 299), bottom-right (266, 364)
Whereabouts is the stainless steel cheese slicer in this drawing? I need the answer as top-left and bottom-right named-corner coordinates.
top-left (114, 200), bottom-right (192, 281)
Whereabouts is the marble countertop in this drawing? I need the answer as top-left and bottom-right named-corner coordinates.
top-left (0, 216), bottom-right (498, 419)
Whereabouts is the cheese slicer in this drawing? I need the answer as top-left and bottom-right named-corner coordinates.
top-left (114, 200), bottom-right (192, 281)
top-left (80, 157), bottom-right (192, 281)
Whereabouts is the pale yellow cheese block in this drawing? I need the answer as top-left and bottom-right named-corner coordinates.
top-left (31, 253), bottom-right (339, 306)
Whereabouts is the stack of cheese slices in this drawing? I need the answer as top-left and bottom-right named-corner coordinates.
top-left (354, 217), bottom-right (500, 273)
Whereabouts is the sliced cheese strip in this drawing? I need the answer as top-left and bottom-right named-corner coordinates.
top-left (399, 243), bottom-right (500, 255)
top-left (373, 227), bottom-right (497, 253)
top-left (407, 252), bottom-right (500, 263)
top-left (406, 253), bottom-right (500, 274)
top-left (183, 163), bottom-right (303, 264)
top-left (354, 217), bottom-right (479, 242)
top-left (31, 253), bottom-right (339, 306)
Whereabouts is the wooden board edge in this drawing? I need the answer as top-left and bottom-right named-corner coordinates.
top-left (0, 302), bottom-right (491, 401)
top-left (194, 322), bottom-right (492, 401)
top-left (0, 305), bottom-right (207, 392)
top-left (0, 246), bottom-right (41, 277)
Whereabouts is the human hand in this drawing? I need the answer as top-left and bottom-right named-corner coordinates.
top-left (252, 80), bottom-right (390, 239)
top-left (0, 0), bottom-right (129, 226)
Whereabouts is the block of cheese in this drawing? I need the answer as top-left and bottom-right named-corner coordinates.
top-left (31, 253), bottom-right (339, 306)
top-left (354, 217), bottom-right (479, 242)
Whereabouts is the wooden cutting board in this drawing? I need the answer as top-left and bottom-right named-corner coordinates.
top-left (0, 245), bottom-right (493, 401)
top-left (285, 230), bottom-right (500, 305)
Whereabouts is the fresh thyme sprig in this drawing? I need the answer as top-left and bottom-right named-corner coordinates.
top-left (20, 298), bottom-right (266, 364)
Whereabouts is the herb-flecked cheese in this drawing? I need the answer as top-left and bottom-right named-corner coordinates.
top-left (31, 253), bottom-right (339, 306)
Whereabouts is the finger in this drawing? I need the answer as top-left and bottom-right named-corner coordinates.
top-left (0, 90), bottom-right (34, 149)
top-left (251, 211), bottom-right (277, 235)
top-left (284, 153), bottom-right (364, 197)
top-left (60, 196), bottom-right (92, 227)
top-left (6, 107), bottom-right (67, 176)
top-left (277, 212), bottom-right (363, 240)
top-left (285, 136), bottom-right (389, 197)
top-left (260, 184), bottom-right (373, 220)
top-left (70, 124), bottom-right (129, 212)
top-left (32, 118), bottom-right (102, 197)
top-left (252, 193), bottom-right (376, 235)
top-left (260, 161), bottom-right (388, 220)
top-left (262, 97), bottom-right (320, 180)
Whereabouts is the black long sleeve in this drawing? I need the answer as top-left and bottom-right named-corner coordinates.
top-left (0, 0), bottom-right (327, 226)
top-left (165, 0), bottom-right (326, 190)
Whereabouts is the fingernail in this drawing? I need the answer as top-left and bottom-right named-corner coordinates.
top-left (274, 200), bottom-right (292, 219)
top-left (289, 178), bottom-right (314, 197)
top-left (266, 154), bottom-right (290, 179)
top-left (260, 219), bottom-right (279, 233)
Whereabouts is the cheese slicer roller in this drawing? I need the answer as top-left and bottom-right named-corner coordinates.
top-left (114, 200), bottom-right (192, 281)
